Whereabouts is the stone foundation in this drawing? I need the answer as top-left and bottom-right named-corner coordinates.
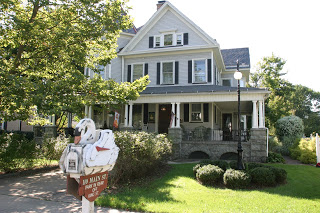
top-left (168, 128), bottom-right (268, 162)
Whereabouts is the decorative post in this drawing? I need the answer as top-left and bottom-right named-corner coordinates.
top-left (234, 60), bottom-right (244, 170)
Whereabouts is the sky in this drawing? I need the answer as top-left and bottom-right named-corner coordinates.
top-left (127, 0), bottom-right (320, 92)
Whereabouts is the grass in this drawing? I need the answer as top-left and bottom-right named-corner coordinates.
top-left (96, 163), bottom-right (320, 213)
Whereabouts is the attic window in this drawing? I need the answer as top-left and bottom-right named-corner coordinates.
top-left (151, 33), bottom-right (188, 48)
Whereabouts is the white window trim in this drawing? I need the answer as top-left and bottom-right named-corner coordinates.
top-left (131, 63), bottom-right (145, 82)
top-left (160, 61), bottom-right (175, 85)
top-left (192, 59), bottom-right (207, 84)
top-left (153, 32), bottom-right (184, 47)
top-left (222, 78), bottom-right (232, 87)
top-left (189, 103), bottom-right (203, 123)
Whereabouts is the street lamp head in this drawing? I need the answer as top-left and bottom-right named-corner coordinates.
top-left (234, 70), bottom-right (242, 80)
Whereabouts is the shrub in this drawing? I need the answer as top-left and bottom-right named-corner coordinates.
top-left (212, 160), bottom-right (229, 171)
top-left (199, 159), bottom-right (214, 165)
top-left (250, 167), bottom-right (276, 187)
top-left (290, 138), bottom-right (316, 164)
top-left (269, 167), bottom-right (287, 183)
top-left (193, 164), bottom-right (202, 177)
top-left (0, 132), bottom-right (39, 172)
top-left (246, 162), bottom-right (266, 170)
top-left (275, 116), bottom-right (304, 141)
top-left (267, 152), bottom-right (285, 163)
top-left (110, 131), bottom-right (172, 185)
top-left (228, 161), bottom-right (237, 170)
top-left (196, 164), bottom-right (224, 186)
top-left (41, 134), bottom-right (71, 161)
top-left (223, 169), bottom-right (251, 189)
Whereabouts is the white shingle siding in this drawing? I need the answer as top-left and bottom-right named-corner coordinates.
top-left (133, 10), bottom-right (208, 52)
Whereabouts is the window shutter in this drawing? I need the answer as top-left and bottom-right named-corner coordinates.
top-left (204, 103), bottom-right (209, 122)
top-left (207, 59), bottom-right (212, 83)
top-left (127, 65), bottom-right (131, 82)
top-left (149, 37), bottom-right (154, 48)
top-left (188, 60), bottom-right (192, 83)
top-left (144, 63), bottom-right (148, 76)
top-left (175, 61), bottom-right (179, 84)
top-left (184, 104), bottom-right (189, 122)
top-left (157, 62), bottom-right (161, 85)
top-left (183, 33), bottom-right (189, 45)
top-left (143, 103), bottom-right (148, 124)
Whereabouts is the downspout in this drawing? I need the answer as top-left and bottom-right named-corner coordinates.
top-left (121, 56), bottom-right (124, 82)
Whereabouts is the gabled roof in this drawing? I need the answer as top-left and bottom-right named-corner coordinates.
top-left (221, 48), bottom-right (250, 69)
top-left (119, 1), bottom-right (220, 54)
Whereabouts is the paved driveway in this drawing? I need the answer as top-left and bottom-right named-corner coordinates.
top-left (0, 168), bottom-right (135, 213)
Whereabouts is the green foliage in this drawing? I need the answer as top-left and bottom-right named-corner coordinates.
top-left (250, 54), bottom-right (320, 133)
top-left (250, 167), bottom-right (276, 187)
top-left (41, 134), bottom-right (71, 161)
top-left (223, 169), bottom-right (251, 189)
top-left (246, 162), bottom-right (267, 170)
top-left (110, 131), bottom-right (172, 185)
top-left (269, 167), bottom-right (287, 184)
top-left (211, 160), bottom-right (229, 171)
top-left (275, 116), bottom-right (304, 141)
top-left (193, 164), bottom-right (202, 177)
top-left (0, 132), bottom-right (39, 172)
top-left (290, 138), bottom-right (317, 164)
top-left (267, 152), bottom-right (285, 163)
top-left (0, 0), bottom-right (150, 122)
top-left (196, 164), bottom-right (224, 186)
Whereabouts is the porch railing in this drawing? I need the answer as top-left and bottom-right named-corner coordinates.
top-left (182, 128), bottom-right (250, 142)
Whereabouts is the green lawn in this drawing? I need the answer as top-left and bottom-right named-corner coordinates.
top-left (96, 163), bottom-right (320, 213)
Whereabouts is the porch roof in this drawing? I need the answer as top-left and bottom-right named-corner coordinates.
top-left (141, 85), bottom-right (268, 95)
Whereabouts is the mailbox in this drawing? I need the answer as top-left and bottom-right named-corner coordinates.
top-left (59, 118), bottom-right (119, 206)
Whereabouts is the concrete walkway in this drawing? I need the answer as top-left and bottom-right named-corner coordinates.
top-left (0, 168), bottom-right (137, 213)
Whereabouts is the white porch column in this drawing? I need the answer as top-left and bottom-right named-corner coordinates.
top-left (128, 103), bottom-right (133, 127)
top-left (85, 105), bottom-right (89, 118)
top-left (259, 100), bottom-right (264, 128)
top-left (176, 103), bottom-right (180, 128)
top-left (252, 101), bottom-right (258, 128)
top-left (124, 104), bottom-right (128, 127)
top-left (171, 103), bottom-right (176, 128)
top-left (155, 104), bottom-right (159, 133)
top-left (88, 106), bottom-right (93, 119)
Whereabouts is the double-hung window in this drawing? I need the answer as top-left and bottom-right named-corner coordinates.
top-left (164, 34), bottom-right (173, 46)
top-left (132, 64), bottom-right (144, 81)
top-left (193, 59), bottom-right (206, 83)
top-left (155, 36), bottom-right (161, 47)
top-left (191, 103), bottom-right (202, 122)
top-left (162, 62), bottom-right (174, 84)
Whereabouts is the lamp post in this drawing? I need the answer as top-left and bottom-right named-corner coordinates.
top-left (234, 60), bottom-right (244, 170)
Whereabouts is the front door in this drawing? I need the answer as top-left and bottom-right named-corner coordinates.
top-left (158, 104), bottom-right (172, 134)
top-left (222, 113), bottom-right (232, 140)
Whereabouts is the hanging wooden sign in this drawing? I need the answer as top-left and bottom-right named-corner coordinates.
top-left (78, 171), bottom-right (108, 202)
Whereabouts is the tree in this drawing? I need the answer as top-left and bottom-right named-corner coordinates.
top-left (0, 0), bottom-right (149, 122)
top-left (250, 54), bottom-right (294, 129)
top-left (250, 54), bottom-right (320, 134)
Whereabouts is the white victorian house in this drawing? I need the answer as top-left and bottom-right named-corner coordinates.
top-left (85, 1), bottom-right (270, 161)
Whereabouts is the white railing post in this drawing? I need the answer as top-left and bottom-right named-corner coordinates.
top-left (316, 133), bottom-right (320, 164)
